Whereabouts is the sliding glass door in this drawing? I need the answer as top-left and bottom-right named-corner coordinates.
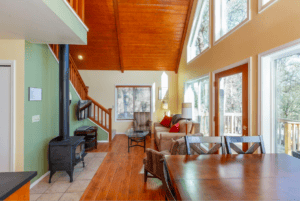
top-left (274, 54), bottom-right (300, 154)
top-left (184, 76), bottom-right (210, 136)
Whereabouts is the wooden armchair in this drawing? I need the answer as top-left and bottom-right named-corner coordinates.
top-left (133, 112), bottom-right (152, 134)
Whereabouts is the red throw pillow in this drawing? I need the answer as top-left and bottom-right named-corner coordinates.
top-left (169, 123), bottom-right (180, 133)
top-left (160, 115), bottom-right (172, 128)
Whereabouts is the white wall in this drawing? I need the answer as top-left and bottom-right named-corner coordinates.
top-left (79, 71), bottom-right (178, 133)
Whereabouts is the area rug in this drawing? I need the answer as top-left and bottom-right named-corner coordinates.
top-left (30, 152), bottom-right (107, 201)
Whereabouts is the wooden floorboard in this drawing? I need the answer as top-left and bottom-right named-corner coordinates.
top-left (81, 134), bottom-right (164, 201)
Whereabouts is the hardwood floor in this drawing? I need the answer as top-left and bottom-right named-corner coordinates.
top-left (81, 134), bottom-right (165, 200)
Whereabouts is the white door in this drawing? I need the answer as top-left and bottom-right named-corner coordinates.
top-left (0, 64), bottom-right (12, 172)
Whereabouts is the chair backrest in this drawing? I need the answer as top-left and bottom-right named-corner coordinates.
top-left (162, 161), bottom-right (177, 201)
top-left (292, 151), bottom-right (300, 159)
top-left (184, 136), bottom-right (226, 155)
top-left (134, 112), bottom-right (151, 126)
top-left (225, 136), bottom-right (266, 154)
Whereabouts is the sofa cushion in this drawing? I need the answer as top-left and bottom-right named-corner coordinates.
top-left (160, 115), bottom-right (172, 128)
top-left (178, 120), bottom-right (193, 134)
top-left (169, 123), bottom-right (180, 133)
top-left (155, 126), bottom-right (169, 134)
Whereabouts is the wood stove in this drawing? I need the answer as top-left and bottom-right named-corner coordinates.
top-left (48, 136), bottom-right (86, 182)
top-left (48, 45), bottom-right (87, 183)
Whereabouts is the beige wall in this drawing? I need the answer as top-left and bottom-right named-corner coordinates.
top-left (178, 0), bottom-right (300, 136)
top-left (0, 40), bottom-right (25, 171)
top-left (79, 71), bottom-right (178, 133)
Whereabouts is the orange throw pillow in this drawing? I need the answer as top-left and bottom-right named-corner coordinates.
top-left (160, 115), bottom-right (172, 128)
top-left (169, 123), bottom-right (180, 133)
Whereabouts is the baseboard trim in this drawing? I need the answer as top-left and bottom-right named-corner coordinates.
top-left (97, 140), bottom-right (109, 143)
top-left (116, 133), bottom-right (125, 135)
top-left (30, 171), bottom-right (50, 189)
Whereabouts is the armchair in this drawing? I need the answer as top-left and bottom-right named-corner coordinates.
top-left (133, 112), bottom-right (152, 134)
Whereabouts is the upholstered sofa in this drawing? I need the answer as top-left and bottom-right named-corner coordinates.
top-left (154, 116), bottom-right (200, 151)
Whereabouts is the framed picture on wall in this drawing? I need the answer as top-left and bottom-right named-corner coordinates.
top-left (28, 87), bottom-right (42, 101)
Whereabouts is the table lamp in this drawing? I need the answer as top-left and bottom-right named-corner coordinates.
top-left (182, 103), bottom-right (192, 135)
top-left (162, 100), bottom-right (169, 116)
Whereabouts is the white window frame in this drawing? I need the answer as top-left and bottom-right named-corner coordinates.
top-left (187, 0), bottom-right (211, 63)
top-left (212, 58), bottom-right (252, 138)
top-left (213, 0), bottom-right (251, 46)
top-left (258, 0), bottom-right (278, 13)
top-left (258, 38), bottom-right (300, 153)
top-left (114, 84), bottom-right (153, 122)
top-left (184, 73), bottom-right (212, 136)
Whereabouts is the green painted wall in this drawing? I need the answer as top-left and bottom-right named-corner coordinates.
top-left (24, 41), bottom-right (107, 182)
top-left (42, 0), bottom-right (87, 44)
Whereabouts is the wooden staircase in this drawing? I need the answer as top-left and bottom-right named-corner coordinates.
top-left (49, 44), bottom-right (113, 142)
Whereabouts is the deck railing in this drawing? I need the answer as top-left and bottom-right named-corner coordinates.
top-left (49, 44), bottom-right (112, 142)
top-left (65, 0), bottom-right (85, 23)
top-left (278, 119), bottom-right (300, 155)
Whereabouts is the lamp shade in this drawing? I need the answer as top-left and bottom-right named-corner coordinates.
top-left (162, 101), bottom-right (168, 110)
top-left (182, 103), bottom-right (192, 119)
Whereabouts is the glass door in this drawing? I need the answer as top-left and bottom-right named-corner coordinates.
top-left (274, 54), bottom-right (300, 154)
top-left (215, 63), bottom-right (248, 151)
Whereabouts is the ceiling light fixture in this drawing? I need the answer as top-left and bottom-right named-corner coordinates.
top-left (78, 55), bottom-right (83, 60)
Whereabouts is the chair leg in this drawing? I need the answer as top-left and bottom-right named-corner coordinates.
top-left (144, 169), bottom-right (148, 182)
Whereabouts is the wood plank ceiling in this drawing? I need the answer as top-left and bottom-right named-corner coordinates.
top-left (70, 0), bottom-right (193, 72)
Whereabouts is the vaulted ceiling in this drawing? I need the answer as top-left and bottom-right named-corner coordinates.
top-left (70, 0), bottom-right (193, 72)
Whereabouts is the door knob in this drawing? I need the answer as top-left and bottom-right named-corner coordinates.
top-left (243, 126), bottom-right (247, 130)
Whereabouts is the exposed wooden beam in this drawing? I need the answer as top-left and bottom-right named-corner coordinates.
top-left (175, 0), bottom-right (194, 74)
top-left (113, 0), bottom-right (125, 73)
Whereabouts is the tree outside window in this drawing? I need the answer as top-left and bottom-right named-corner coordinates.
top-left (188, 0), bottom-right (210, 62)
top-left (117, 86), bottom-right (151, 120)
top-left (215, 0), bottom-right (248, 41)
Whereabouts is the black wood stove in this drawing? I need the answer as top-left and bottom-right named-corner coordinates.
top-left (48, 45), bottom-right (87, 183)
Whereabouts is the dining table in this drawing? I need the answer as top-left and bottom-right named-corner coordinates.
top-left (165, 154), bottom-right (300, 200)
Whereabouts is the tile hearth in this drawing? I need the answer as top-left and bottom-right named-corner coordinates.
top-left (30, 152), bottom-right (107, 201)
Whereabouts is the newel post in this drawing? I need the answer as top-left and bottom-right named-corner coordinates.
top-left (85, 86), bottom-right (89, 99)
top-left (108, 108), bottom-right (112, 142)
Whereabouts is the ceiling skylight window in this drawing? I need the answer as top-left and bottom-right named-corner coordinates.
top-left (187, 0), bottom-right (210, 62)
top-left (214, 0), bottom-right (249, 43)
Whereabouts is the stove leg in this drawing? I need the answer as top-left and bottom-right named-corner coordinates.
top-left (82, 158), bottom-right (85, 168)
top-left (49, 170), bottom-right (56, 183)
top-left (67, 169), bottom-right (74, 182)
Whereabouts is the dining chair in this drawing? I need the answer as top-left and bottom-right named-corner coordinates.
top-left (184, 136), bottom-right (226, 155)
top-left (292, 151), bottom-right (300, 159)
top-left (162, 161), bottom-right (177, 201)
top-left (225, 136), bottom-right (266, 154)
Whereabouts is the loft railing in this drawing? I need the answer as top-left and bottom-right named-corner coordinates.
top-left (49, 44), bottom-right (112, 142)
top-left (66, 0), bottom-right (85, 23)
top-left (278, 119), bottom-right (300, 155)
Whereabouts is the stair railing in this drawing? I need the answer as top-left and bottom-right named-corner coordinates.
top-left (65, 0), bottom-right (85, 23)
top-left (49, 44), bottom-right (112, 142)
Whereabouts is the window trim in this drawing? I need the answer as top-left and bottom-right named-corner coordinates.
top-left (258, 38), bottom-right (300, 153)
top-left (258, 0), bottom-right (278, 13)
top-left (187, 0), bottom-right (212, 64)
top-left (184, 73), bottom-right (212, 136)
top-left (115, 84), bottom-right (153, 122)
top-left (213, 0), bottom-right (251, 46)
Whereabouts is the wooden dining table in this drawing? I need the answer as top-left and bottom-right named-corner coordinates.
top-left (165, 154), bottom-right (300, 200)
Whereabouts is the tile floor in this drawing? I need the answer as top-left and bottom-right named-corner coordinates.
top-left (30, 152), bottom-right (107, 201)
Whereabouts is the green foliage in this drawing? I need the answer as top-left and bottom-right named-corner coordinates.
top-left (275, 55), bottom-right (300, 120)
